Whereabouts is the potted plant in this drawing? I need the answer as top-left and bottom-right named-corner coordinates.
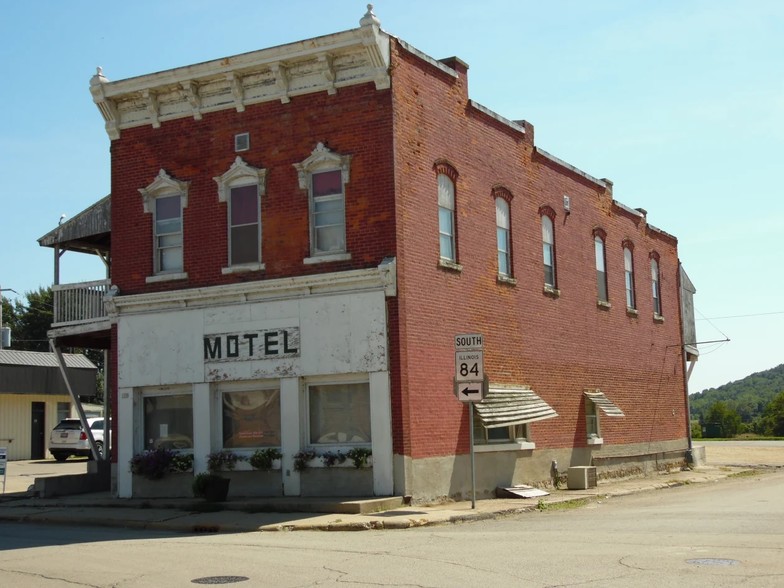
top-left (345, 447), bottom-right (372, 468)
top-left (293, 448), bottom-right (317, 471)
top-left (192, 472), bottom-right (230, 502)
top-left (206, 450), bottom-right (244, 472)
top-left (249, 448), bottom-right (283, 471)
top-left (130, 448), bottom-right (193, 480)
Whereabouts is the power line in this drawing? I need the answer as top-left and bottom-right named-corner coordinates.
top-left (696, 310), bottom-right (784, 321)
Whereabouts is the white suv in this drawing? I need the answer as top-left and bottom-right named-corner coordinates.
top-left (49, 417), bottom-right (108, 461)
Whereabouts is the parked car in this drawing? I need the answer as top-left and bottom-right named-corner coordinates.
top-left (49, 417), bottom-right (108, 461)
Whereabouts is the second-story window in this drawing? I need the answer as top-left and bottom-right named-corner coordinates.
top-left (155, 196), bottom-right (183, 273)
top-left (540, 208), bottom-right (557, 288)
top-left (493, 188), bottom-right (513, 279)
top-left (624, 243), bottom-right (636, 310)
top-left (438, 173), bottom-right (456, 262)
top-left (594, 230), bottom-right (608, 304)
top-left (139, 169), bottom-right (190, 281)
top-left (214, 157), bottom-right (267, 272)
top-left (651, 254), bottom-right (662, 317)
top-left (294, 143), bottom-right (352, 264)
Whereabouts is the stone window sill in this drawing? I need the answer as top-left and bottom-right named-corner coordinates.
top-left (303, 252), bottom-right (351, 265)
top-left (438, 259), bottom-right (463, 272)
top-left (543, 285), bottom-right (561, 298)
top-left (587, 437), bottom-right (604, 446)
top-left (597, 300), bottom-right (611, 310)
top-left (222, 263), bottom-right (265, 275)
top-left (474, 441), bottom-right (535, 452)
top-left (626, 307), bottom-right (639, 317)
top-left (146, 272), bottom-right (188, 284)
top-left (653, 313), bottom-right (665, 323)
top-left (497, 275), bottom-right (517, 286)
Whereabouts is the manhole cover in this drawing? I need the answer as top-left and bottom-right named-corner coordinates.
top-left (686, 558), bottom-right (740, 567)
top-left (192, 576), bottom-right (250, 585)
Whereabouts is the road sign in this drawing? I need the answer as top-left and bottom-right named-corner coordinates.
top-left (454, 333), bottom-right (483, 350)
top-left (455, 350), bottom-right (484, 382)
top-left (456, 381), bottom-right (484, 403)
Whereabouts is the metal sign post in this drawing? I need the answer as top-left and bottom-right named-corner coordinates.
top-left (0, 447), bottom-right (7, 494)
top-left (454, 333), bottom-right (484, 510)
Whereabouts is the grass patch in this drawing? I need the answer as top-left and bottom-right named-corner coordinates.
top-left (537, 498), bottom-right (591, 511)
top-left (728, 469), bottom-right (762, 478)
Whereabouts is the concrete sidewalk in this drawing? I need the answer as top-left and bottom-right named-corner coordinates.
top-left (0, 464), bottom-right (766, 533)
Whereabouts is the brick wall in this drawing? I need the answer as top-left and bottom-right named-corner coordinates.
top-left (390, 39), bottom-right (687, 459)
top-left (110, 83), bottom-right (396, 295)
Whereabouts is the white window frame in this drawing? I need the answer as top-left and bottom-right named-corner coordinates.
top-left (472, 416), bottom-right (534, 452)
top-left (594, 233), bottom-right (608, 304)
top-left (139, 169), bottom-right (189, 282)
top-left (585, 397), bottom-right (603, 445)
top-left (496, 197), bottom-right (511, 277)
top-left (213, 380), bottom-right (281, 462)
top-left (136, 385), bottom-right (194, 454)
top-left (541, 213), bottom-right (556, 289)
top-left (214, 156), bottom-right (267, 273)
top-left (651, 256), bottom-right (662, 317)
top-left (303, 377), bottom-right (371, 450)
top-left (624, 245), bottom-right (636, 310)
top-left (293, 143), bottom-right (352, 264)
top-left (438, 173), bottom-right (456, 262)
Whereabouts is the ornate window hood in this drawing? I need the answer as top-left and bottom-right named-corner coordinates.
top-left (90, 7), bottom-right (390, 140)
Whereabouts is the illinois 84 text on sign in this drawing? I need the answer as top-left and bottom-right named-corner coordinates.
top-left (455, 350), bottom-right (483, 382)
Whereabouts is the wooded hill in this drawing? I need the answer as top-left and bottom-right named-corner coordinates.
top-left (690, 363), bottom-right (784, 436)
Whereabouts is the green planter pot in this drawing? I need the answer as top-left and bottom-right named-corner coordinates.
top-left (203, 476), bottom-right (231, 502)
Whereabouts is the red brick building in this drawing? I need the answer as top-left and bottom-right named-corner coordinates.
top-left (41, 7), bottom-right (696, 501)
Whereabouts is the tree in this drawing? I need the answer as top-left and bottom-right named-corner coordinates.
top-left (703, 401), bottom-right (742, 438)
top-left (760, 392), bottom-right (784, 437)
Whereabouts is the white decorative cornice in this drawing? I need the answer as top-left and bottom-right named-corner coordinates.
top-left (213, 157), bottom-right (267, 202)
top-left (108, 257), bottom-right (397, 316)
top-left (139, 169), bottom-right (190, 213)
top-left (293, 143), bottom-right (352, 189)
top-left (89, 9), bottom-right (391, 139)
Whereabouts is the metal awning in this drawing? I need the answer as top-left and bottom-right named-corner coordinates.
top-left (475, 386), bottom-right (558, 429)
top-left (584, 389), bottom-right (625, 417)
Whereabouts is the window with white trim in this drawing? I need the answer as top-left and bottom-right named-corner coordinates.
top-left (293, 143), bottom-right (352, 262)
top-left (308, 382), bottom-right (370, 445)
top-left (585, 397), bottom-right (600, 439)
top-left (142, 391), bottom-right (193, 451)
top-left (139, 169), bottom-right (189, 278)
top-left (473, 412), bottom-right (529, 445)
top-left (438, 174), bottom-right (456, 262)
top-left (221, 387), bottom-right (280, 449)
top-left (496, 196), bottom-right (511, 277)
top-left (624, 244), bottom-right (636, 310)
top-left (214, 157), bottom-right (267, 271)
top-left (651, 255), bottom-right (662, 316)
top-left (594, 231), bottom-right (608, 303)
top-left (541, 211), bottom-right (556, 287)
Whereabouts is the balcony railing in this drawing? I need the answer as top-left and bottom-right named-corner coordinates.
top-left (52, 279), bottom-right (111, 328)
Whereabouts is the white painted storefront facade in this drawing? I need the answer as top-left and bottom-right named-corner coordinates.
top-left (112, 261), bottom-right (396, 498)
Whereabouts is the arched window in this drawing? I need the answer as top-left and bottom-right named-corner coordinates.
top-left (651, 253), bottom-right (662, 317)
top-left (540, 208), bottom-right (556, 288)
top-left (594, 230), bottom-right (608, 303)
top-left (139, 169), bottom-right (190, 280)
top-left (623, 243), bottom-right (636, 310)
top-left (496, 197), bottom-right (511, 277)
top-left (438, 174), bottom-right (456, 261)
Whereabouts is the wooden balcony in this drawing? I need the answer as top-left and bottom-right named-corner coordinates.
top-left (52, 279), bottom-right (111, 328)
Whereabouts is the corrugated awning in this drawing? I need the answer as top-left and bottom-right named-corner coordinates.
top-left (475, 386), bottom-right (558, 429)
top-left (584, 390), bottom-right (625, 417)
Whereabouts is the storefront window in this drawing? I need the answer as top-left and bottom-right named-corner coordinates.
top-left (143, 394), bottom-right (193, 450)
top-left (222, 389), bottom-right (280, 448)
top-left (309, 382), bottom-right (371, 445)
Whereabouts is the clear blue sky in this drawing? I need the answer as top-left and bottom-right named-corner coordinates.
top-left (1, 1), bottom-right (782, 394)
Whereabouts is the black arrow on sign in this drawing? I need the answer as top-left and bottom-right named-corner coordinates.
top-left (461, 386), bottom-right (480, 397)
